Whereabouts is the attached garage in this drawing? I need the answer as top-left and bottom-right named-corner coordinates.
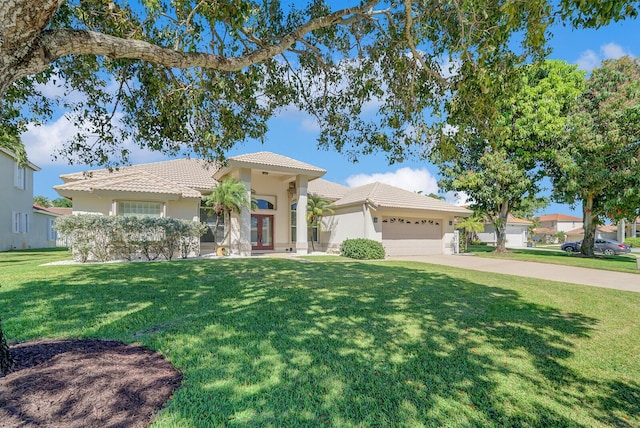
top-left (382, 216), bottom-right (443, 256)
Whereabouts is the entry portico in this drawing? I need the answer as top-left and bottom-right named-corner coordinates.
top-left (212, 152), bottom-right (326, 256)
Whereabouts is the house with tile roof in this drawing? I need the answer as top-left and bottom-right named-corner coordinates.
top-left (475, 214), bottom-right (533, 248)
top-left (1, 148), bottom-right (59, 251)
top-left (54, 152), bottom-right (471, 256)
top-left (532, 213), bottom-right (584, 243)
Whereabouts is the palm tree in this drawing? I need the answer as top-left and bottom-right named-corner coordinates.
top-left (203, 177), bottom-right (251, 251)
top-left (306, 194), bottom-right (334, 251)
top-left (455, 215), bottom-right (485, 251)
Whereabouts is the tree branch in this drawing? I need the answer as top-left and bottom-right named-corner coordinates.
top-left (37, 1), bottom-right (381, 73)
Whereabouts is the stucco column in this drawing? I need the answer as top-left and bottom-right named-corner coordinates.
top-left (238, 168), bottom-right (252, 256)
top-left (296, 175), bottom-right (309, 255)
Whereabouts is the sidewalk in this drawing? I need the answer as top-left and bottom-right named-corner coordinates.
top-left (387, 254), bottom-right (640, 293)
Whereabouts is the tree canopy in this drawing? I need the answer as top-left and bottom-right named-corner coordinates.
top-left (3, 1), bottom-right (638, 168)
top-left (548, 56), bottom-right (640, 257)
top-left (433, 60), bottom-right (585, 252)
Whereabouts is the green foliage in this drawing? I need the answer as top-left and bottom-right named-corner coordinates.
top-left (434, 60), bottom-right (584, 252)
top-left (4, 1), bottom-right (618, 167)
top-left (52, 197), bottom-right (73, 208)
top-left (624, 237), bottom-right (640, 248)
top-left (33, 196), bottom-right (51, 207)
top-left (202, 177), bottom-right (251, 251)
top-left (54, 215), bottom-right (206, 262)
top-left (340, 238), bottom-right (385, 260)
top-left (549, 56), bottom-right (640, 256)
top-left (306, 194), bottom-right (334, 251)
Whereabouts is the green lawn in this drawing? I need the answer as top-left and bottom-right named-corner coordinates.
top-left (2, 248), bottom-right (639, 427)
top-left (468, 245), bottom-right (640, 274)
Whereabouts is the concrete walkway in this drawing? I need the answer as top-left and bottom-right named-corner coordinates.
top-left (387, 254), bottom-right (640, 293)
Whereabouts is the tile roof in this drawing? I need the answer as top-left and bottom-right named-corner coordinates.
top-left (533, 227), bottom-right (557, 235)
top-left (565, 225), bottom-right (618, 235)
top-left (227, 152), bottom-right (326, 174)
top-left (307, 179), bottom-right (349, 201)
top-left (33, 205), bottom-right (62, 216)
top-left (506, 214), bottom-right (533, 225)
top-left (60, 158), bottom-right (218, 192)
top-left (334, 182), bottom-right (472, 214)
top-left (44, 207), bottom-right (73, 216)
top-left (538, 213), bottom-right (583, 222)
top-left (55, 170), bottom-right (202, 198)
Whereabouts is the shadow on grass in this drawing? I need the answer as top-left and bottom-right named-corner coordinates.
top-left (1, 258), bottom-right (637, 426)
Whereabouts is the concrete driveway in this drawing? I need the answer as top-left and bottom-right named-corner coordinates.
top-left (387, 254), bottom-right (640, 293)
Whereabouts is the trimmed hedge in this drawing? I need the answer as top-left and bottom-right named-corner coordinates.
top-left (55, 215), bottom-right (207, 262)
top-left (340, 238), bottom-right (385, 260)
top-left (625, 237), bottom-right (640, 248)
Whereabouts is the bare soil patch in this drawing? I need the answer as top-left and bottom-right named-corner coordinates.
top-left (0, 339), bottom-right (181, 427)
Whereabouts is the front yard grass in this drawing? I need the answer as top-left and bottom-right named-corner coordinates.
top-left (468, 245), bottom-right (640, 274)
top-left (1, 249), bottom-right (639, 427)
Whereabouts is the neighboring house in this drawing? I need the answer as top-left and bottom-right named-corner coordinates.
top-left (1, 148), bottom-right (58, 251)
top-left (566, 225), bottom-right (618, 243)
top-left (54, 151), bottom-right (471, 256)
top-left (477, 214), bottom-right (533, 248)
top-left (533, 213), bottom-right (583, 243)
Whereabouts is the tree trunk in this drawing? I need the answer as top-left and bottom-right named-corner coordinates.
top-left (494, 205), bottom-right (510, 253)
top-left (309, 226), bottom-right (316, 251)
top-left (581, 195), bottom-right (597, 257)
top-left (0, 319), bottom-right (14, 376)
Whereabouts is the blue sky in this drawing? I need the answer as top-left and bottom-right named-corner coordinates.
top-left (24, 13), bottom-right (638, 218)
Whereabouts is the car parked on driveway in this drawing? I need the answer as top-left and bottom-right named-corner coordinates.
top-left (561, 238), bottom-right (631, 255)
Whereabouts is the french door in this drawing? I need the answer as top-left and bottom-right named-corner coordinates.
top-left (251, 214), bottom-right (274, 250)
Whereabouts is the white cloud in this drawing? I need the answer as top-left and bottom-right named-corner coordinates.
top-left (601, 42), bottom-right (628, 59)
top-left (23, 113), bottom-right (167, 167)
top-left (23, 115), bottom-right (78, 166)
top-left (576, 49), bottom-right (600, 71)
top-left (346, 167), bottom-right (439, 195)
top-left (576, 43), bottom-right (633, 71)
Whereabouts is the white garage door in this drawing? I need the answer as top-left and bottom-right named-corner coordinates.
top-left (382, 216), bottom-right (443, 256)
top-left (506, 226), bottom-right (526, 248)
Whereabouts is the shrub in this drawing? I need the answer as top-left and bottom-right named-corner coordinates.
top-left (340, 238), bottom-right (385, 260)
top-left (624, 237), bottom-right (640, 248)
top-left (54, 215), bottom-right (207, 262)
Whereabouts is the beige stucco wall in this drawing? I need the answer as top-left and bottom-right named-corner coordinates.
top-left (67, 191), bottom-right (199, 222)
top-left (325, 206), bottom-right (460, 255)
top-left (324, 205), bottom-right (368, 252)
top-left (250, 174), bottom-right (293, 251)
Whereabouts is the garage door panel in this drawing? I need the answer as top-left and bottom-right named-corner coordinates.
top-left (383, 239), bottom-right (442, 256)
top-left (382, 216), bottom-right (443, 256)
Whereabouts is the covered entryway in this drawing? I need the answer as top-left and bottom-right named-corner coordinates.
top-left (382, 216), bottom-right (442, 256)
top-left (251, 214), bottom-right (274, 250)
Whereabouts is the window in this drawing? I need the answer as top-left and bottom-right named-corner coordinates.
top-left (117, 201), bottom-right (163, 218)
top-left (47, 218), bottom-right (57, 241)
top-left (255, 195), bottom-right (276, 210)
top-left (200, 207), bottom-right (225, 243)
top-left (12, 212), bottom-right (29, 233)
top-left (14, 164), bottom-right (26, 190)
top-left (290, 203), bottom-right (297, 242)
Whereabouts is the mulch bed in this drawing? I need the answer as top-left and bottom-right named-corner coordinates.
top-left (0, 339), bottom-right (182, 427)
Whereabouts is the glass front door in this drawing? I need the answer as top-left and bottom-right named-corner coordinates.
top-left (251, 215), bottom-right (274, 250)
